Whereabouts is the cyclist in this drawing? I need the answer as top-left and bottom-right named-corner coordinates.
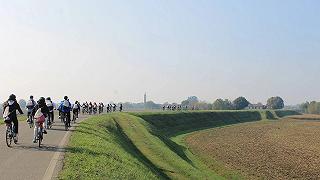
top-left (88, 102), bottom-right (93, 114)
top-left (46, 97), bottom-right (55, 124)
top-left (77, 101), bottom-right (81, 114)
top-left (106, 104), bottom-right (110, 113)
top-left (93, 102), bottom-right (98, 114)
top-left (58, 96), bottom-right (72, 127)
top-left (31, 97), bottom-right (49, 143)
top-left (2, 94), bottom-right (24, 143)
top-left (72, 101), bottom-right (80, 120)
top-left (119, 104), bottom-right (123, 112)
top-left (82, 102), bottom-right (87, 114)
top-left (98, 103), bottom-right (104, 114)
top-left (26, 95), bottom-right (37, 124)
top-left (113, 104), bottom-right (117, 112)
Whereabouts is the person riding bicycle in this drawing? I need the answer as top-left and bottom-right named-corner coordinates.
top-left (107, 104), bottom-right (111, 113)
top-left (77, 101), bottom-right (81, 113)
top-left (98, 103), bottom-right (102, 114)
top-left (31, 97), bottom-right (49, 143)
top-left (119, 104), bottom-right (123, 112)
top-left (26, 95), bottom-right (36, 124)
top-left (93, 102), bottom-right (98, 114)
top-left (2, 94), bottom-right (24, 143)
top-left (72, 101), bottom-right (80, 120)
top-left (82, 102), bottom-right (87, 114)
top-left (113, 103), bottom-right (117, 112)
top-left (46, 97), bottom-right (55, 123)
top-left (58, 96), bottom-right (72, 127)
top-left (88, 102), bottom-right (93, 114)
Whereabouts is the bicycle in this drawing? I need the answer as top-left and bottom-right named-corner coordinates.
top-left (5, 121), bottom-right (16, 147)
top-left (36, 122), bottom-right (44, 148)
top-left (46, 113), bottom-right (53, 129)
top-left (27, 114), bottom-right (34, 128)
top-left (72, 110), bottom-right (78, 124)
top-left (61, 112), bottom-right (69, 131)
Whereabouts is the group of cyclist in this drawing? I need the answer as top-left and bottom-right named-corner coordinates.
top-left (106, 103), bottom-right (123, 113)
top-left (81, 102), bottom-right (104, 114)
top-left (2, 94), bottom-right (80, 144)
top-left (162, 105), bottom-right (188, 111)
top-left (2, 94), bottom-right (125, 145)
top-left (81, 102), bottom-right (123, 114)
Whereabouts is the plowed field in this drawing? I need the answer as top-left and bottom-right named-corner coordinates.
top-left (186, 115), bottom-right (320, 179)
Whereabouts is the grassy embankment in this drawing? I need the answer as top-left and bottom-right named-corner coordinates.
top-left (59, 110), bottom-right (300, 180)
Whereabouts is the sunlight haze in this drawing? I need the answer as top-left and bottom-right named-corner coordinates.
top-left (0, 0), bottom-right (319, 104)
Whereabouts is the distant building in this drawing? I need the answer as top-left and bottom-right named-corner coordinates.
top-left (144, 93), bottom-right (147, 104)
top-left (247, 103), bottom-right (267, 109)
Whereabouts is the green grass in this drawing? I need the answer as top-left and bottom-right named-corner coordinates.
top-left (59, 115), bottom-right (159, 180)
top-left (59, 110), bottom-right (299, 180)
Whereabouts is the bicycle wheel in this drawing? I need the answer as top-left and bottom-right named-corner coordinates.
top-left (38, 134), bottom-right (42, 148)
top-left (64, 117), bottom-right (68, 131)
top-left (48, 116), bottom-right (52, 129)
top-left (6, 128), bottom-right (12, 147)
top-left (38, 129), bottom-right (43, 148)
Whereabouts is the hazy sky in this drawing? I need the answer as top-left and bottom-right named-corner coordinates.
top-left (0, 0), bottom-right (319, 105)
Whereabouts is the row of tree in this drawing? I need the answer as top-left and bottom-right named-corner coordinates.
top-left (300, 101), bottom-right (320, 114)
top-left (178, 96), bottom-right (284, 110)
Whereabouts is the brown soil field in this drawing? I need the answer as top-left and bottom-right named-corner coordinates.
top-left (186, 115), bottom-right (320, 179)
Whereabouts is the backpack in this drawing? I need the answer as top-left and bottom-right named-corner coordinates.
top-left (60, 100), bottom-right (71, 112)
top-left (3, 106), bottom-right (11, 123)
top-left (26, 100), bottom-right (35, 109)
top-left (34, 108), bottom-right (45, 123)
top-left (73, 104), bottom-right (79, 110)
top-left (46, 101), bottom-right (54, 111)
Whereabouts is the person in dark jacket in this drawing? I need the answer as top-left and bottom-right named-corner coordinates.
top-left (2, 94), bottom-right (24, 143)
top-left (31, 97), bottom-right (49, 143)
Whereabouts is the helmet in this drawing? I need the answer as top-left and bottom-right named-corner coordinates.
top-left (64, 96), bottom-right (68, 100)
top-left (30, 95), bottom-right (34, 99)
top-left (9, 94), bottom-right (16, 101)
top-left (46, 97), bottom-right (51, 101)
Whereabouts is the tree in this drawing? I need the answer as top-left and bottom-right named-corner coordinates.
top-left (307, 101), bottom-right (320, 114)
top-left (233, 97), bottom-right (249, 110)
top-left (181, 96), bottom-right (199, 108)
top-left (300, 102), bottom-right (310, 113)
top-left (18, 99), bottom-right (27, 109)
top-left (145, 101), bottom-right (161, 109)
top-left (267, 96), bottom-right (284, 109)
top-left (195, 101), bottom-right (212, 110)
top-left (213, 99), bottom-right (233, 110)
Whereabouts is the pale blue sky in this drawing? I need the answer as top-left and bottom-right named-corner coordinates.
top-left (0, 0), bottom-right (319, 104)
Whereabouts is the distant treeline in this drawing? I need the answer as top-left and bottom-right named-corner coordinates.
top-left (300, 101), bottom-right (320, 114)
top-left (122, 96), bottom-right (285, 111)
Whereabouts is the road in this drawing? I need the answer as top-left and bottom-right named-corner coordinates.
top-left (0, 115), bottom-right (87, 180)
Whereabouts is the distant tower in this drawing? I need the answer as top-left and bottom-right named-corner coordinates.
top-left (144, 93), bottom-right (147, 104)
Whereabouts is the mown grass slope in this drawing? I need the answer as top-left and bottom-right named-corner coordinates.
top-left (59, 115), bottom-right (159, 180)
top-left (60, 110), bottom-right (299, 180)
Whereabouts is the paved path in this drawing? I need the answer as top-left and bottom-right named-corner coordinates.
top-left (0, 115), bottom-right (88, 180)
